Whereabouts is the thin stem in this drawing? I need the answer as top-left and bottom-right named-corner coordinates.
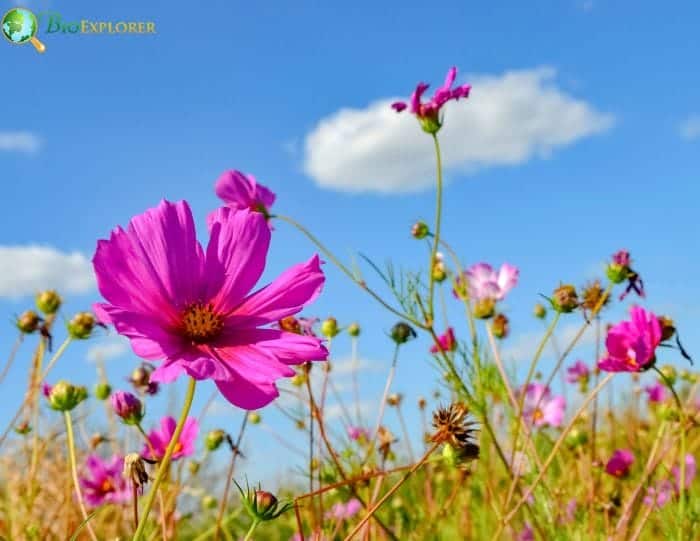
top-left (273, 214), bottom-right (427, 330)
top-left (214, 415), bottom-right (249, 541)
top-left (132, 377), bottom-right (197, 541)
top-left (38, 336), bottom-right (73, 382)
top-left (363, 344), bottom-right (400, 464)
top-left (0, 333), bottom-right (23, 385)
top-left (243, 520), bottom-right (260, 541)
top-left (64, 411), bottom-right (99, 541)
top-left (426, 133), bottom-right (444, 322)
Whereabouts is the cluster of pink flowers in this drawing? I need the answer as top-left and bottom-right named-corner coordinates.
top-left (520, 383), bottom-right (566, 428)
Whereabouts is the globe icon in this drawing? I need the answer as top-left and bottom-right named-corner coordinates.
top-left (2, 7), bottom-right (45, 53)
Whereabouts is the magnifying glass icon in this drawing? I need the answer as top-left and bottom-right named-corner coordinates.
top-left (2, 7), bottom-right (46, 53)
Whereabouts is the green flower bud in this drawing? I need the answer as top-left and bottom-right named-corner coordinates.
top-left (411, 221), bottom-right (429, 240)
top-left (551, 285), bottom-right (579, 313)
top-left (290, 373), bottom-right (307, 387)
top-left (35, 290), bottom-right (62, 315)
top-left (67, 312), bottom-right (97, 340)
top-left (606, 263), bottom-right (629, 284)
top-left (202, 495), bottom-right (218, 510)
top-left (247, 411), bottom-right (261, 425)
top-left (473, 298), bottom-right (496, 320)
top-left (16, 310), bottom-right (41, 334)
top-left (237, 482), bottom-right (292, 522)
top-left (205, 429), bottom-right (226, 452)
top-left (533, 303), bottom-right (547, 319)
top-left (188, 460), bottom-right (201, 475)
top-left (658, 364), bottom-right (677, 386)
top-left (390, 322), bottom-right (416, 345)
top-left (320, 317), bottom-right (339, 338)
top-left (565, 427), bottom-right (589, 449)
top-left (419, 115), bottom-right (442, 135)
top-left (347, 322), bottom-right (361, 337)
top-left (48, 380), bottom-right (88, 412)
top-left (94, 382), bottom-right (111, 401)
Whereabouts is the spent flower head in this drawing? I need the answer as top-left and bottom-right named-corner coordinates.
top-left (430, 403), bottom-right (480, 465)
top-left (16, 310), bottom-right (41, 334)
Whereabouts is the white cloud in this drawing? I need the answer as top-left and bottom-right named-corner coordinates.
top-left (303, 67), bottom-right (614, 194)
top-left (0, 132), bottom-right (41, 154)
top-left (679, 115), bottom-right (700, 140)
top-left (0, 245), bottom-right (95, 299)
top-left (86, 335), bottom-right (129, 363)
top-left (500, 322), bottom-right (597, 362)
top-left (324, 400), bottom-right (373, 422)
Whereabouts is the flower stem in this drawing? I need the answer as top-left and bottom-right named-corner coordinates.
top-left (213, 415), bottom-right (248, 541)
top-left (426, 133), bottom-right (444, 323)
top-left (132, 377), bottom-right (196, 541)
top-left (64, 411), bottom-right (98, 541)
top-left (243, 519), bottom-right (259, 541)
top-left (0, 333), bottom-right (23, 386)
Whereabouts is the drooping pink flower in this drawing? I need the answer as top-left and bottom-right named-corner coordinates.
top-left (643, 479), bottom-right (673, 508)
top-left (597, 306), bottom-right (661, 373)
top-left (565, 360), bottom-right (590, 385)
top-left (215, 170), bottom-right (276, 216)
top-left (347, 426), bottom-right (369, 442)
top-left (430, 327), bottom-right (457, 354)
top-left (326, 498), bottom-right (362, 520)
top-left (605, 449), bottom-right (635, 478)
top-left (79, 454), bottom-right (130, 507)
top-left (458, 262), bottom-right (519, 302)
top-left (520, 383), bottom-right (566, 428)
top-left (93, 200), bottom-right (328, 409)
top-left (672, 454), bottom-right (696, 491)
top-left (643, 381), bottom-right (668, 404)
top-left (142, 416), bottom-right (198, 461)
top-left (391, 67), bottom-right (471, 120)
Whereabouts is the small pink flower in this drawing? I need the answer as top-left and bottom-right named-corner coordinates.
top-left (347, 426), bottom-right (369, 441)
top-left (215, 170), bottom-right (276, 216)
top-left (565, 499), bottom-right (577, 523)
top-left (598, 306), bottom-right (661, 373)
top-left (520, 383), bottom-right (566, 428)
top-left (515, 523), bottom-right (534, 541)
top-left (42, 383), bottom-right (53, 398)
top-left (459, 262), bottom-right (519, 302)
top-left (430, 327), bottom-right (457, 354)
top-left (644, 479), bottom-right (673, 508)
top-left (565, 360), bottom-right (590, 385)
top-left (605, 449), bottom-right (635, 478)
top-left (326, 498), bottom-right (362, 520)
top-left (672, 454), bottom-right (696, 491)
top-left (79, 454), bottom-right (131, 507)
top-left (643, 381), bottom-right (667, 404)
top-left (142, 416), bottom-right (199, 461)
top-left (612, 250), bottom-right (631, 267)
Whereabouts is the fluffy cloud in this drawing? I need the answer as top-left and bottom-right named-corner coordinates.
top-left (0, 132), bottom-right (41, 154)
top-left (303, 67), bottom-right (614, 193)
top-left (500, 322), bottom-right (597, 362)
top-left (0, 245), bottom-right (95, 299)
top-left (679, 115), bottom-right (700, 140)
top-left (86, 335), bottom-right (130, 363)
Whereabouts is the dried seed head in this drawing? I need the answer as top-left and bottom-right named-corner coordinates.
top-left (123, 453), bottom-right (150, 493)
top-left (581, 280), bottom-right (610, 312)
top-left (431, 403), bottom-right (479, 463)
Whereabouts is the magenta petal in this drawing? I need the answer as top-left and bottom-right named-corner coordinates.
top-left (150, 360), bottom-right (186, 383)
top-left (391, 101), bottom-right (407, 112)
top-left (205, 208), bottom-right (271, 313)
top-left (228, 255), bottom-right (325, 327)
top-left (215, 170), bottom-right (257, 209)
top-left (216, 376), bottom-right (280, 410)
top-left (220, 328), bottom-right (328, 365)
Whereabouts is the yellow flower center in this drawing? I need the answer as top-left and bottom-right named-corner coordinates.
top-left (101, 479), bottom-right (114, 493)
top-left (533, 409), bottom-right (544, 422)
top-left (173, 442), bottom-right (183, 454)
top-left (182, 302), bottom-right (223, 343)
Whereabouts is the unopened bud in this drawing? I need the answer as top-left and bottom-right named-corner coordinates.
top-left (387, 393), bottom-right (403, 407)
top-left (14, 421), bottom-right (31, 435)
top-left (110, 391), bottom-right (144, 425)
top-left (16, 310), bottom-right (41, 334)
top-left (432, 254), bottom-right (447, 282)
top-left (188, 461), bottom-right (201, 475)
top-left (658, 364), bottom-right (677, 385)
top-left (533, 303), bottom-right (547, 319)
top-left (565, 427), bottom-right (589, 449)
top-left (247, 412), bottom-right (261, 425)
top-left (418, 396), bottom-right (427, 410)
top-left (205, 429), bottom-right (226, 452)
top-left (67, 312), bottom-right (97, 340)
top-left (491, 313), bottom-right (509, 339)
top-left (390, 322), bottom-right (416, 345)
top-left (347, 322), bottom-right (361, 337)
top-left (48, 380), bottom-right (88, 412)
top-left (255, 490), bottom-right (278, 514)
top-left (36, 290), bottom-right (62, 315)
top-left (411, 221), bottom-right (429, 239)
top-left (202, 495), bottom-right (218, 510)
top-left (94, 382), bottom-right (111, 401)
top-left (321, 317), bottom-right (339, 339)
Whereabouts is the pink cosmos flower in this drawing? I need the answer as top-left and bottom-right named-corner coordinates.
top-left (565, 360), bottom-right (590, 385)
top-left (93, 200), bottom-right (328, 409)
top-left (79, 454), bottom-right (130, 507)
top-left (141, 416), bottom-right (199, 461)
top-left (326, 498), bottom-right (362, 520)
top-left (215, 170), bottom-right (276, 216)
top-left (644, 479), bottom-right (673, 508)
top-left (459, 263), bottom-right (519, 302)
top-left (515, 523), bottom-right (534, 541)
top-left (644, 381), bottom-right (668, 404)
top-left (672, 454), bottom-right (696, 491)
top-left (430, 327), bottom-right (457, 354)
top-left (347, 426), bottom-right (369, 441)
top-left (605, 449), bottom-right (634, 478)
top-left (520, 383), bottom-right (566, 428)
top-left (598, 306), bottom-right (661, 373)
top-left (391, 66), bottom-right (471, 122)
top-left (612, 250), bottom-right (631, 267)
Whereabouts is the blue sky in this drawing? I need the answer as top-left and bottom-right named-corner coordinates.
top-left (2, 0), bottom-right (699, 487)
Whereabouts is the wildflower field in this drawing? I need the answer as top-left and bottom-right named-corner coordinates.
top-left (2, 26), bottom-right (699, 541)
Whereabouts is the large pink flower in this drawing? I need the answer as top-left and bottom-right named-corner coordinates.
top-left (142, 416), bottom-right (198, 461)
top-left (79, 454), bottom-right (131, 507)
top-left (215, 170), bottom-right (276, 216)
top-left (93, 200), bottom-right (328, 409)
top-left (459, 263), bottom-right (519, 302)
top-left (598, 306), bottom-right (661, 373)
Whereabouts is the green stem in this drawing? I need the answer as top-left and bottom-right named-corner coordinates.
top-left (427, 133), bottom-right (444, 322)
top-left (243, 519), bottom-right (260, 541)
top-left (38, 336), bottom-right (73, 382)
top-left (273, 213), bottom-right (426, 330)
top-left (64, 411), bottom-right (98, 541)
top-left (132, 377), bottom-right (197, 541)
top-left (653, 365), bottom-right (686, 535)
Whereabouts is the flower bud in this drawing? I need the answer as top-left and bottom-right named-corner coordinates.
top-left (473, 298), bottom-right (495, 320)
top-left (658, 316), bottom-right (676, 342)
top-left (390, 322), bottom-right (416, 345)
top-left (94, 382), bottom-right (112, 401)
top-left (237, 482), bottom-right (292, 522)
top-left (657, 364), bottom-right (677, 385)
top-left (411, 221), bottom-right (429, 240)
top-left (387, 393), bottom-right (403, 407)
top-left (130, 364), bottom-right (159, 395)
top-left (533, 303), bottom-right (547, 319)
top-left (321, 317), bottom-right (339, 339)
top-left (35, 290), bottom-right (62, 315)
top-left (552, 285), bottom-right (579, 313)
top-left (418, 396), bottom-right (427, 410)
top-left (255, 490), bottom-right (278, 514)
top-left (202, 495), bottom-right (218, 510)
top-left (432, 254), bottom-right (447, 282)
top-left (347, 322), bottom-right (361, 337)
top-left (205, 429), bottom-right (226, 452)
top-left (14, 421), bottom-right (31, 435)
top-left (247, 411), bottom-right (261, 425)
top-left (491, 313), bottom-right (509, 339)
top-left (565, 427), bottom-right (589, 449)
top-left (48, 380), bottom-right (88, 412)
top-left (110, 391), bottom-right (144, 425)
top-left (606, 250), bottom-right (631, 284)
top-left (16, 310), bottom-right (41, 334)
top-left (188, 460), bottom-right (201, 475)
top-left (67, 312), bottom-right (97, 340)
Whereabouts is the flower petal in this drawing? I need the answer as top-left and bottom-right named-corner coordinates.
top-left (216, 376), bottom-right (280, 410)
top-left (214, 170), bottom-right (257, 209)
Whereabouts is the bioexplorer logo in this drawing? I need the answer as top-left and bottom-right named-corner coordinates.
top-left (2, 7), bottom-right (156, 54)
